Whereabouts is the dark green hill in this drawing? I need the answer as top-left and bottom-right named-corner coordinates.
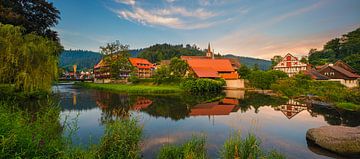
top-left (224, 54), bottom-right (272, 70)
top-left (59, 50), bottom-right (102, 71)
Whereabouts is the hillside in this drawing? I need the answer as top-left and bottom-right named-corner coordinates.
top-left (308, 27), bottom-right (360, 72)
top-left (224, 54), bottom-right (272, 70)
top-left (59, 50), bottom-right (102, 71)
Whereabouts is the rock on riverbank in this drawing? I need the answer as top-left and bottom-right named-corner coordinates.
top-left (306, 126), bottom-right (360, 156)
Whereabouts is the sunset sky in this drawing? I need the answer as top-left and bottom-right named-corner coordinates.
top-left (51, 0), bottom-right (360, 59)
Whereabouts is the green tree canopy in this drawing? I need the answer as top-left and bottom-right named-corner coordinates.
top-left (0, 0), bottom-right (60, 42)
top-left (308, 27), bottom-right (360, 72)
top-left (100, 40), bottom-right (130, 57)
top-left (169, 57), bottom-right (188, 78)
top-left (0, 24), bottom-right (62, 93)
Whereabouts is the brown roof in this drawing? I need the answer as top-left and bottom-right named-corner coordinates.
top-left (303, 69), bottom-right (329, 80)
top-left (330, 66), bottom-right (360, 78)
top-left (334, 60), bottom-right (357, 73)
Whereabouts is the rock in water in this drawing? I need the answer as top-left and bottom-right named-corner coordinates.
top-left (306, 126), bottom-right (360, 156)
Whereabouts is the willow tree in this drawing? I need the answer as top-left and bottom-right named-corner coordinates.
top-left (0, 23), bottom-right (62, 93)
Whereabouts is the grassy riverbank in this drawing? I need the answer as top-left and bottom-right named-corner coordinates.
top-left (77, 82), bottom-right (183, 94)
top-left (271, 74), bottom-right (360, 111)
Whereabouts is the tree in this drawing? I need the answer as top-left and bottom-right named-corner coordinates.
top-left (153, 65), bottom-right (171, 84)
top-left (169, 57), bottom-right (188, 78)
top-left (248, 71), bottom-right (272, 90)
top-left (300, 56), bottom-right (308, 64)
top-left (237, 65), bottom-right (251, 79)
top-left (0, 24), bottom-right (62, 93)
top-left (0, 0), bottom-right (60, 42)
top-left (253, 63), bottom-right (260, 71)
top-left (100, 40), bottom-right (130, 57)
top-left (109, 57), bottom-right (134, 79)
top-left (271, 55), bottom-right (282, 68)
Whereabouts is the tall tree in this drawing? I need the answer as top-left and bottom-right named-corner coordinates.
top-left (0, 24), bottom-right (62, 93)
top-left (100, 40), bottom-right (130, 57)
top-left (169, 57), bottom-right (188, 78)
top-left (0, 0), bottom-right (60, 42)
top-left (271, 55), bottom-right (282, 67)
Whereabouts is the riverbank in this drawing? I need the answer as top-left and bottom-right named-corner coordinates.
top-left (77, 82), bottom-right (183, 94)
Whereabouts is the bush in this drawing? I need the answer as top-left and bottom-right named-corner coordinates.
top-left (180, 78), bottom-right (225, 93)
top-left (157, 136), bottom-right (207, 159)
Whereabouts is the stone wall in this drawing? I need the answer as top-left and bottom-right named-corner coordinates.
top-left (225, 79), bottom-right (245, 89)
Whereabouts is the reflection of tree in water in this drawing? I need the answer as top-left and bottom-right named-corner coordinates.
top-left (238, 92), bottom-right (288, 113)
top-left (308, 104), bottom-right (360, 127)
top-left (95, 92), bottom-right (135, 123)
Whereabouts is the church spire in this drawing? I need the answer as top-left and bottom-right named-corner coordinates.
top-left (206, 42), bottom-right (214, 59)
top-left (208, 43), bottom-right (211, 52)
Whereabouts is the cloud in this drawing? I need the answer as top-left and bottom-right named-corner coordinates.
top-left (113, 1), bottom-right (226, 29)
top-left (115, 0), bottom-right (135, 6)
top-left (214, 1), bottom-right (332, 59)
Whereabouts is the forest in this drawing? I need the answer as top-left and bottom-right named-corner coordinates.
top-left (308, 27), bottom-right (360, 72)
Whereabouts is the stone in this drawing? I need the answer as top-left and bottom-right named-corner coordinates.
top-left (306, 126), bottom-right (360, 156)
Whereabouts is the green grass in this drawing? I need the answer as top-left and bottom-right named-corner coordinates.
top-left (220, 133), bottom-right (285, 159)
top-left (77, 82), bottom-right (183, 94)
top-left (157, 136), bottom-right (207, 159)
top-left (336, 102), bottom-right (360, 111)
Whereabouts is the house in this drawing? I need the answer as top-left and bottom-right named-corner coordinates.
top-left (94, 59), bottom-right (112, 83)
top-left (128, 57), bottom-right (155, 78)
top-left (273, 53), bottom-right (308, 77)
top-left (303, 69), bottom-right (330, 80)
top-left (180, 43), bottom-right (241, 70)
top-left (186, 59), bottom-right (239, 79)
top-left (316, 61), bottom-right (360, 88)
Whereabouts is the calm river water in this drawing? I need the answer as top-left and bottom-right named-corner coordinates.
top-left (54, 84), bottom-right (360, 159)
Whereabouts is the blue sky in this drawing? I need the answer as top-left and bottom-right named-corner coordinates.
top-left (51, 0), bottom-right (360, 59)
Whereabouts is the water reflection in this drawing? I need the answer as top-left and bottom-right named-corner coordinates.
top-left (58, 85), bottom-right (360, 127)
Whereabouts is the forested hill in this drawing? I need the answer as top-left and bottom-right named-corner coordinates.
top-left (224, 54), bottom-right (272, 70)
top-left (137, 43), bottom-right (205, 63)
top-left (308, 27), bottom-right (360, 72)
top-left (59, 50), bottom-right (102, 71)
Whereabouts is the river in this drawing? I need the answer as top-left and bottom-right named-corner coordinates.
top-left (54, 84), bottom-right (360, 159)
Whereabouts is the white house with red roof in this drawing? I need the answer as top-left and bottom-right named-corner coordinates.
top-left (273, 53), bottom-right (308, 77)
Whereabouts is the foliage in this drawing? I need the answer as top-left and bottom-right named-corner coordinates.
top-left (157, 136), bottom-right (207, 159)
top-left (308, 27), bottom-right (360, 72)
top-left (128, 72), bottom-right (140, 83)
top-left (97, 119), bottom-right (143, 159)
top-left (237, 65), bottom-right (251, 79)
top-left (0, 0), bottom-right (61, 42)
top-left (271, 55), bottom-right (283, 68)
top-left (137, 43), bottom-right (204, 63)
top-left (100, 40), bottom-right (130, 56)
top-left (300, 56), bottom-right (308, 64)
top-left (180, 78), bottom-right (225, 93)
top-left (153, 57), bottom-right (188, 84)
top-left (0, 24), bottom-right (62, 93)
top-left (271, 74), bottom-right (360, 111)
top-left (220, 133), bottom-right (285, 159)
top-left (59, 50), bottom-right (102, 71)
top-left (169, 57), bottom-right (189, 78)
top-left (0, 100), bottom-right (64, 159)
top-left (109, 56), bottom-right (134, 79)
top-left (248, 70), bottom-right (288, 90)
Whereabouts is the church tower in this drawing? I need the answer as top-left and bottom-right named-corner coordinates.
top-left (206, 43), bottom-right (214, 59)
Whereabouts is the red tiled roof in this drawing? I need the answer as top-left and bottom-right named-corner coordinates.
top-left (189, 102), bottom-right (236, 116)
top-left (181, 56), bottom-right (211, 60)
top-left (129, 58), bottom-right (154, 69)
top-left (94, 59), bottom-right (108, 69)
top-left (188, 59), bottom-right (234, 71)
top-left (187, 59), bottom-right (235, 78)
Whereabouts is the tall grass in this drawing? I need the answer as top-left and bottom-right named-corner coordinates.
top-left (157, 136), bottom-right (207, 159)
top-left (220, 133), bottom-right (285, 159)
top-left (0, 99), bottom-right (143, 159)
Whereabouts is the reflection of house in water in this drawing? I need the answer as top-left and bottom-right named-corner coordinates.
top-left (274, 99), bottom-right (308, 119)
top-left (132, 97), bottom-right (153, 111)
top-left (189, 102), bottom-right (237, 116)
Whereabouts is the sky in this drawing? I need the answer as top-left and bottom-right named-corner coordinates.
top-left (51, 0), bottom-right (360, 59)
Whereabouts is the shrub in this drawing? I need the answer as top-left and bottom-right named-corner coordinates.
top-left (157, 136), bottom-right (207, 159)
top-left (180, 78), bottom-right (225, 93)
